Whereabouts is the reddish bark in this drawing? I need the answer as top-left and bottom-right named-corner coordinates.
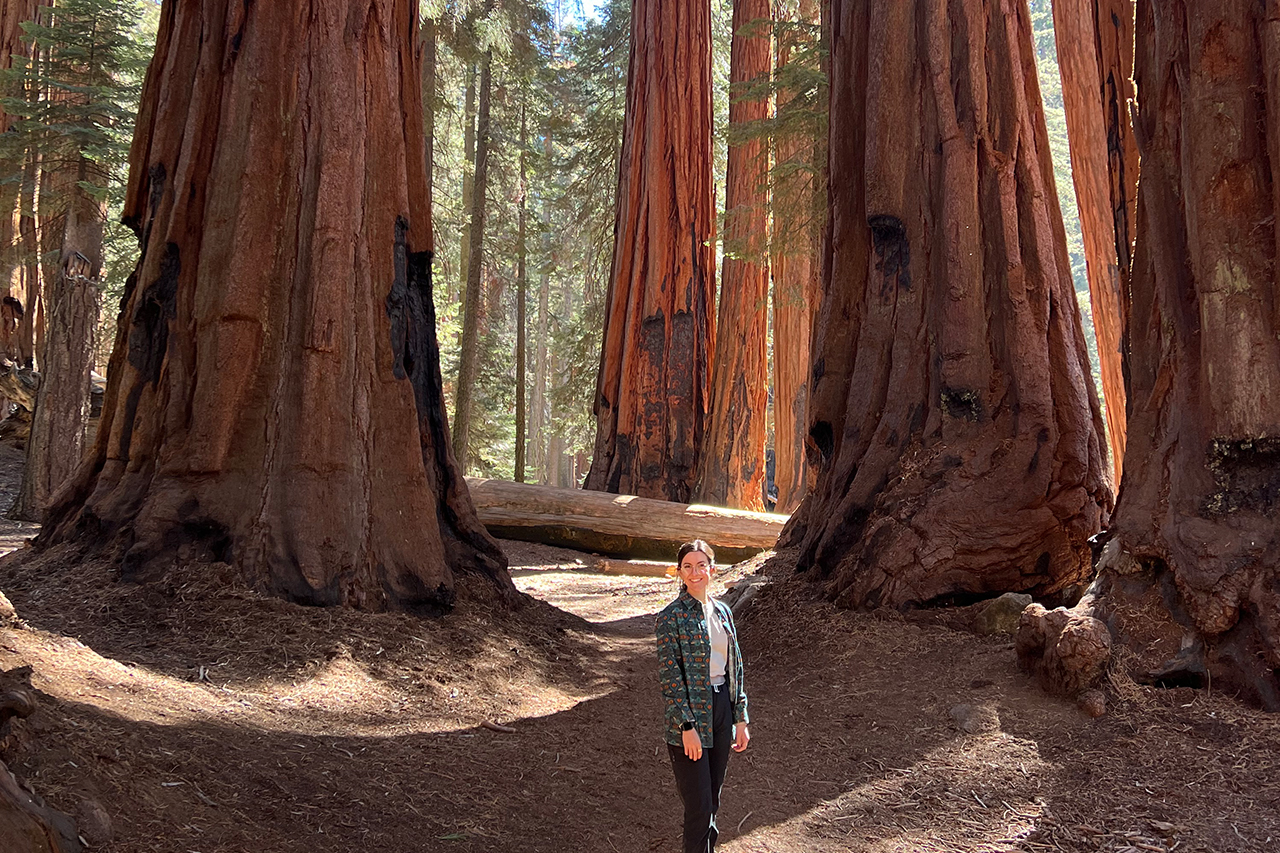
top-left (695, 0), bottom-right (771, 511)
top-left (37, 0), bottom-right (514, 611)
top-left (1079, 0), bottom-right (1280, 708)
top-left (585, 0), bottom-right (716, 503)
top-left (16, 154), bottom-right (40, 367)
top-left (0, 0), bottom-right (39, 345)
top-left (1051, 0), bottom-right (1136, 485)
top-left (782, 0), bottom-right (1111, 608)
top-left (11, 168), bottom-right (102, 522)
top-left (771, 0), bottom-right (822, 513)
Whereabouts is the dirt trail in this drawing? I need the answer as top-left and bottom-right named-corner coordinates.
top-left (0, 467), bottom-right (1276, 852)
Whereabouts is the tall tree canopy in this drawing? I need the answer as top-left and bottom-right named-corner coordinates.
top-left (782, 0), bottom-right (1112, 608)
top-left (37, 0), bottom-right (515, 611)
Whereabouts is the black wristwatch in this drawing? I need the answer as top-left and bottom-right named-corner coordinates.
top-left (681, 721), bottom-right (695, 731)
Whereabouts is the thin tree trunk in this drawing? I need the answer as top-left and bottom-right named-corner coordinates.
top-left (782, 0), bottom-right (1111, 608)
top-left (771, 0), bottom-right (822, 513)
top-left (452, 23), bottom-right (494, 473)
top-left (1075, 0), bottom-right (1280, 708)
top-left (694, 0), bottom-right (771, 511)
top-left (530, 138), bottom-right (551, 484)
top-left (584, 0), bottom-right (716, 503)
top-left (515, 100), bottom-right (528, 483)
top-left (421, 14), bottom-right (436, 202)
top-left (1050, 0), bottom-right (1135, 486)
top-left (38, 0), bottom-right (514, 611)
top-left (457, 62), bottom-right (476, 308)
top-left (11, 162), bottom-right (101, 521)
top-left (17, 153), bottom-right (40, 368)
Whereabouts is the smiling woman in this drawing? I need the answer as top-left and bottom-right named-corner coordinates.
top-left (655, 539), bottom-right (751, 853)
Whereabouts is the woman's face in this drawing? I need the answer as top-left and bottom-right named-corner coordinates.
top-left (679, 550), bottom-right (713, 595)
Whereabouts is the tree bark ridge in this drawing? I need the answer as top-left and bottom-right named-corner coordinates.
top-left (585, 0), bottom-right (716, 503)
top-left (694, 0), bottom-right (771, 510)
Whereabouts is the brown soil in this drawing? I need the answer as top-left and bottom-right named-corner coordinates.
top-left (0, 481), bottom-right (1277, 851)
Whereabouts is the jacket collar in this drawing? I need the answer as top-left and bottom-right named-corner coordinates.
top-left (678, 589), bottom-right (716, 612)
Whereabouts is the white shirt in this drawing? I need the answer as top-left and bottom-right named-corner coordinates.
top-left (705, 598), bottom-right (728, 685)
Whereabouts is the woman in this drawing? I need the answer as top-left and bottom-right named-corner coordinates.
top-left (655, 540), bottom-right (750, 853)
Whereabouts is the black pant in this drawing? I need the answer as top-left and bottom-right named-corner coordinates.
top-left (668, 683), bottom-right (733, 853)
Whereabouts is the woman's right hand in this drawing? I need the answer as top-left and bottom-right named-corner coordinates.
top-left (682, 727), bottom-right (702, 760)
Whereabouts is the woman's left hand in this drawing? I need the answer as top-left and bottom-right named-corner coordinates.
top-left (732, 722), bottom-right (750, 752)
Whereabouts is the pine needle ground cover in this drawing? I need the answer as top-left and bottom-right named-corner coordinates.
top-left (0, 518), bottom-right (1274, 852)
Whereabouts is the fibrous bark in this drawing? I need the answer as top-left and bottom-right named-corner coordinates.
top-left (0, 2), bottom-right (39, 133)
top-left (694, 0), bottom-right (771, 511)
top-left (771, 0), bottom-right (822, 513)
top-left (782, 0), bottom-right (1111, 608)
top-left (11, 169), bottom-right (102, 522)
top-left (1071, 0), bottom-right (1280, 709)
top-left (0, 0), bottom-right (40, 353)
top-left (37, 0), bottom-right (514, 612)
top-left (585, 0), bottom-right (716, 503)
top-left (1050, 0), bottom-right (1137, 485)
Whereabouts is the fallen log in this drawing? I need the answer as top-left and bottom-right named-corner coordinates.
top-left (590, 557), bottom-right (674, 578)
top-left (466, 478), bottom-right (787, 563)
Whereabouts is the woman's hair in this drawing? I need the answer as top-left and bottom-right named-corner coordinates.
top-left (677, 539), bottom-right (715, 568)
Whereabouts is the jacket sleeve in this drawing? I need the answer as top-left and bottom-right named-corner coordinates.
top-left (656, 610), bottom-right (695, 728)
top-left (726, 606), bottom-right (749, 725)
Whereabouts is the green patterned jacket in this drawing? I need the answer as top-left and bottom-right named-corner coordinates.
top-left (655, 590), bottom-right (749, 747)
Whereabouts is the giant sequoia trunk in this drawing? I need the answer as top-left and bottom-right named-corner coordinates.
top-left (37, 0), bottom-right (514, 611)
top-left (771, 0), bottom-right (822, 513)
top-left (584, 0), bottom-right (716, 503)
top-left (694, 0), bottom-right (771, 511)
top-left (1050, 0), bottom-right (1137, 484)
top-left (782, 0), bottom-right (1111, 608)
top-left (1076, 0), bottom-right (1280, 708)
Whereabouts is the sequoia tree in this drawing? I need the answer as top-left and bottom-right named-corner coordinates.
top-left (1059, 0), bottom-right (1280, 708)
top-left (584, 0), bottom-right (716, 502)
top-left (37, 0), bottom-right (515, 611)
top-left (693, 0), bottom-right (770, 511)
top-left (1050, 0), bottom-right (1137, 483)
top-left (782, 0), bottom-right (1111, 608)
top-left (0, 0), bottom-right (41, 365)
top-left (770, 0), bottom-right (822, 513)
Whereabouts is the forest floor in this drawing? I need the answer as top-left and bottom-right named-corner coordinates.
top-left (0, 445), bottom-right (1278, 852)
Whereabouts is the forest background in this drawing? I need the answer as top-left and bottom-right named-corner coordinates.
top-left (0, 0), bottom-right (1098, 497)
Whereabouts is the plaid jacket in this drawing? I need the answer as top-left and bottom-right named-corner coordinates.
top-left (655, 590), bottom-right (749, 747)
